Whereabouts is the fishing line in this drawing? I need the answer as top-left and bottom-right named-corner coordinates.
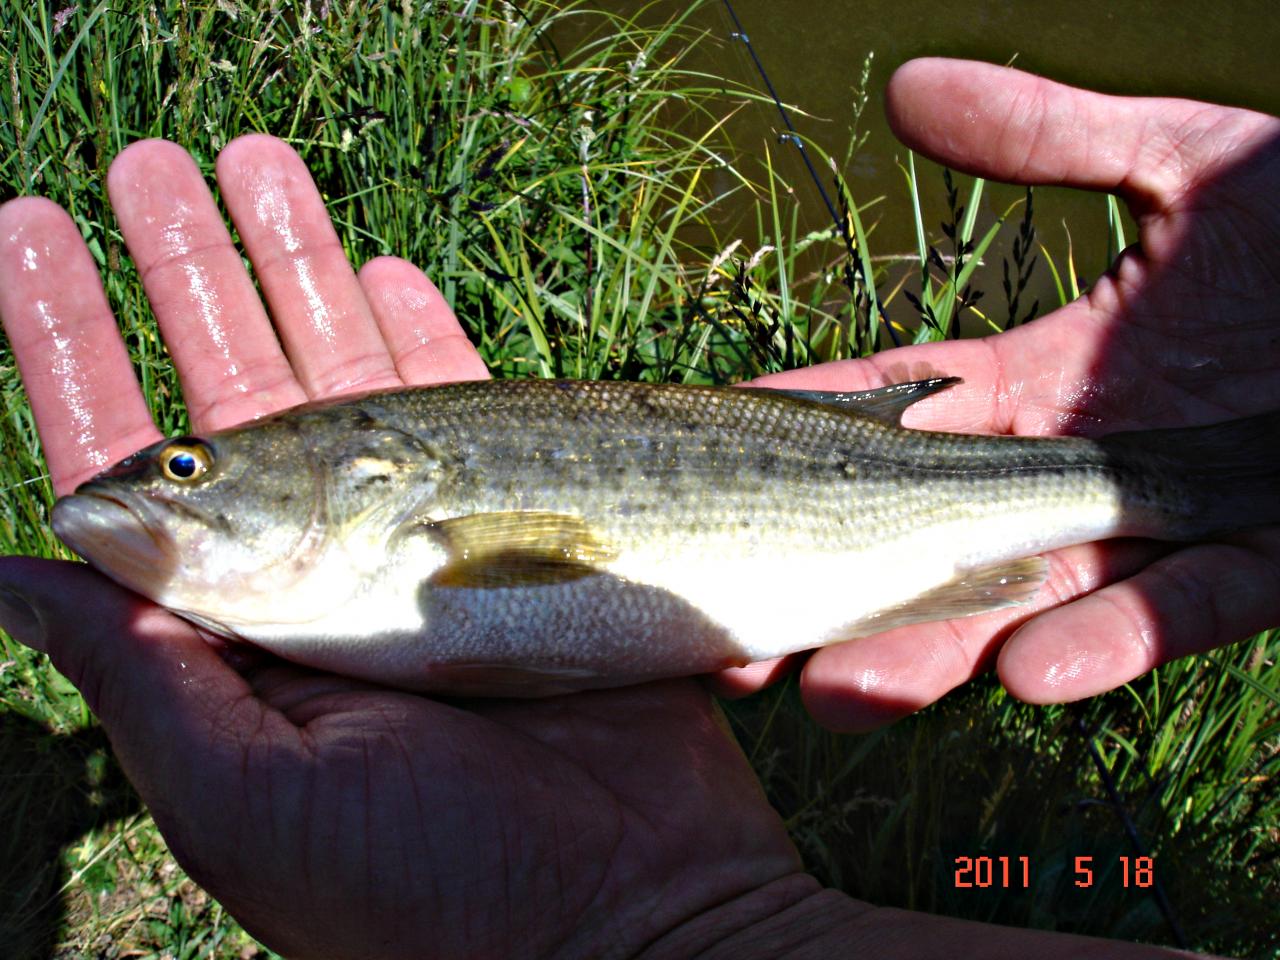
top-left (716, 10), bottom-right (1191, 942)
top-left (716, 0), bottom-right (899, 347)
top-left (718, 0), bottom-right (843, 230)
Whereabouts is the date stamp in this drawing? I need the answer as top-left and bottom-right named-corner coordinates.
top-left (953, 855), bottom-right (1156, 889)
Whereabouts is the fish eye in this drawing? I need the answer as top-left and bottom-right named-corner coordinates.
top-left (160, 440), bottom-right (214, 483)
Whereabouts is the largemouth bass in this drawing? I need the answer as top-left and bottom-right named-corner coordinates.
top-left (50, 377), bottom-right (1280, 695)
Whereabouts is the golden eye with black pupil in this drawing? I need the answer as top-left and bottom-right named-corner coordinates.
top-left (160, 440), bottom-right (214, 483)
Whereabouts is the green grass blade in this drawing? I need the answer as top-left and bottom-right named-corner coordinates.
top-left (1039, 242), bottom-right (1068, 308)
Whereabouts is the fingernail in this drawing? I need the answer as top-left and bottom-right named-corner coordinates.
top-left (0, 584), bottom-right (43, 650)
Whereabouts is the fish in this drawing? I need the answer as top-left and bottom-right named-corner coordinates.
top-left (50, 377), bottom-right (1280, 696)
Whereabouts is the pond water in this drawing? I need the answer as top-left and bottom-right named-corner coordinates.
top-left (663, 0), bottom-right (1280, 334)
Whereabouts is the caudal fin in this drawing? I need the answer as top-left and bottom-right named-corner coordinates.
top-left (1101, 409), bottom-right (1280, 538)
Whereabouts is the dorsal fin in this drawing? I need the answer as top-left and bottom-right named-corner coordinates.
top-left (761, 376), bottom-right (962, 424)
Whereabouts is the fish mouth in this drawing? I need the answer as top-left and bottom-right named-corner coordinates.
top-left (51, 484), bottom-right (178, 597)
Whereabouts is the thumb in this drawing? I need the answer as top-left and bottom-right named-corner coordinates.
top-left (0, 556), bottom-right (256, 812)
top-left (884, 58), bottom-right (1234, 206)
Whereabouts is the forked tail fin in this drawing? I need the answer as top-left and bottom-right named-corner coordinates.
top-left (1100, 409), bottom-right (1280, 539)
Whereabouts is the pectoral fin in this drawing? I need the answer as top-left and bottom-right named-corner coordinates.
top-left (430, 554), bottom-right (606, 589)
top-left (418, 510), bottom-right (617, 588)
top-left (834, 556), bottom-right (1048, 640)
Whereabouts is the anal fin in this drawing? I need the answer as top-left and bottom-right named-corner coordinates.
top-left (833, 556), bottom-right (1048, 641)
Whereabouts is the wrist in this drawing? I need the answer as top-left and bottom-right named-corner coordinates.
top-left (633, 873), bottom-right (872, 960)
top-left (630, 874), bottom-right (1217, 960)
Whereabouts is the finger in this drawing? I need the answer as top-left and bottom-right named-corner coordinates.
top-left (757, 297), bottom-right (1158, 444)
top-left (800, 615), bottom-right (1005, 733)
top-left (797, 540), bottom-right (1163, 732)
top-left (751, 339), bottom-right (1012, 432)
top-left (107, 140), bottom-right (308, 430)
top-left (755, 318), bottom-right (1118, 437)
top-left (999, 531), bottom-right (1280, 703)
top-left (884, 58), bottom-right (1264, 207)
top-left (0, 198), bottom-right (158, 495)
top-left (704, 656), bottom-right (797, 699)
top-left (357, 256), bottom-right (490, 384)
top-left (215, 135), bottom-right (402, 398)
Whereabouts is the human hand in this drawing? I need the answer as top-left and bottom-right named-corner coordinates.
top-left (0, 134), bottom-right (1212, 958)
top-left (718, 59), bottom-right (1280, 731)
top-left (0, 135), bottom-right (808, 957)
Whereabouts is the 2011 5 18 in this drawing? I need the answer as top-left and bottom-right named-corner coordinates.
top-left (953, 855), bottom-right (1155, 888)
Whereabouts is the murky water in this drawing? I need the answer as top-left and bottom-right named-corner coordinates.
top-left (669, 0), bottom-right (1280, 332)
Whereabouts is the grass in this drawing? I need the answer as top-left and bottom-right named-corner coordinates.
top-left (0, 0), bottom-right (1277, 957)
top-left (729, 641), bottom-right (1280, 950)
